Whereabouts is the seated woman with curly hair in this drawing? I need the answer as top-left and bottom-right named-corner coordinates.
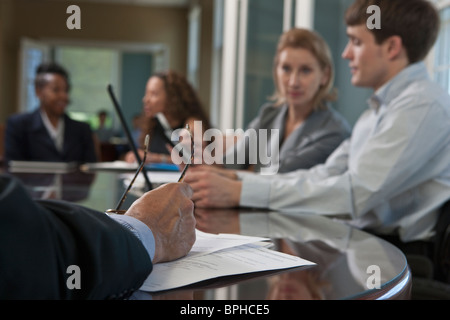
top-left (125, 70), bottom-right (211, 164)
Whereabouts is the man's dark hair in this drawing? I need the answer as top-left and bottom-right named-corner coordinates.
top-left (34, 62), bottom-right (71, 91)
top-left (345, 0), bottom-right (440, 64)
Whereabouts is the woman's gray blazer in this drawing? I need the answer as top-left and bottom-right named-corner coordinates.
top-left (224, 103), bottom-right (351, 174)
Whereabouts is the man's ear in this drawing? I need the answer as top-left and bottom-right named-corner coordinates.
top-left (385, 35), bottom-right (404, 60)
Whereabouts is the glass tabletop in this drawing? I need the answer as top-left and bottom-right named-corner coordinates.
top-left (5, 168), bottom-right (411, 300)
top-left (135, 208), bottom-right (410, 300)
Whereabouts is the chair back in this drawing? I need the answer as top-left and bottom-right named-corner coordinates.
top-left (0, 123), bottom-right (4, 165)
top-left (434, 199), bottom-right (450, 283)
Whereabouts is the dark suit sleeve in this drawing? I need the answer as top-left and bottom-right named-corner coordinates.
top-left (65, 118), bottom-right (98, 163)
top-left (0, 174), bottom-right (152, 299)
top-left (5, 115), bottom-right (27, 162)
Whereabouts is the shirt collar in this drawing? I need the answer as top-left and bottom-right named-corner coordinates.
top-left (40, 109), bottom-right (65, 151)
top-left (368, 62), bottom-right (429, 112)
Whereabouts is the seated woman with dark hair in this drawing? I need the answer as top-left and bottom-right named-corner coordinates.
top-left (125, 70), bottom-right (211, 164)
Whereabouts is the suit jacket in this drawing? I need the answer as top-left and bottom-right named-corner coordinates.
top-left (5, 109), bottom-right (97, 163)
top-left (0, 174), bottom-right (152, 299)
top-left (224, 103), bottom-right (351, 173)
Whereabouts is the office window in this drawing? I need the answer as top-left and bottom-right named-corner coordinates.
top-left (242, 0), bottom-right (284, 128)
top-left (18, 39), bottom-right (51, 113)
top-left (187, 5), bottom-right (202, 89)
top-left (214, 0), bottom-right (314, 130)
top-left (56, 46), bottom-right (119, 128)
top-left (433, 5), bottom-right (450, 93)
top-left (215, 0), bottom-right (286, 130)
top-left (18, 39), bottom-right (165, 131)
top-left (210, 0), bottom-right (224, 128)
top-left (23, 49), bottom-right (47, 111)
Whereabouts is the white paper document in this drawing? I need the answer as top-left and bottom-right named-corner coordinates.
top-left (139, 230), bottom-right (316, 292)
top-left (189, 230), bottom-right (271, 257)
top-left (79, 161), bottom-right (138, 171)
top-left (121, 171), bottom-right (180, 185)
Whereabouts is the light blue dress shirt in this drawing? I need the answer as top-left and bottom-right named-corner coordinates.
top-left (238, 62), bottom-right (450, 242)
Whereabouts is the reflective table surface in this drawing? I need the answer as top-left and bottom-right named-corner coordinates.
top-left (5, 168), bottom-right (411, 300)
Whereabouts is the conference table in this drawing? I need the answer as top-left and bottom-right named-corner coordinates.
top-left (4, 166), bottom-right (412, 300)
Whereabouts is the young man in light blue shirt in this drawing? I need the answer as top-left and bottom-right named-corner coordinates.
top-left (186, 0), bottom-right (450, 244)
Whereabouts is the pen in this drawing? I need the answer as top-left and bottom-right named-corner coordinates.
top-left (105, 134), bottom-right (150, 214)
top-left (178, 124), bottom-right (194, 182)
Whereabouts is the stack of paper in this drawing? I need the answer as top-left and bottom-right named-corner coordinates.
top-left (140, 230), bottom-right (316, 292)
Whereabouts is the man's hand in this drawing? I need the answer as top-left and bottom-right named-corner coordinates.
top-left (184, 166), bottom-right (242, 208)
top-left (125, 183), bottom-right (196, 264)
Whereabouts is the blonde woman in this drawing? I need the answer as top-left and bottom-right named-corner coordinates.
top-left (224, 28), bottom-right (350, 173)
